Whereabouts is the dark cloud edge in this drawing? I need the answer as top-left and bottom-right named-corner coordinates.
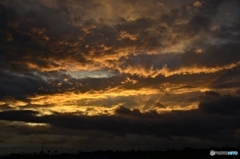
top-left (0, 92), bottom-right (240, 142)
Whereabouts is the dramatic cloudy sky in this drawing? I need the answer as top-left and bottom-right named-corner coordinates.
top-left (0, 0), bottom-right (240, 154)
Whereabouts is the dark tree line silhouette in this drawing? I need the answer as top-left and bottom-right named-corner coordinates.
top-left (0, 146), bottom-right (239, 159)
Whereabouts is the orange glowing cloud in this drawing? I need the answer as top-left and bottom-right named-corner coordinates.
top-left (193, 1), bottom-right (202, 7)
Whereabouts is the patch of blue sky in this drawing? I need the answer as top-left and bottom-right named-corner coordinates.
top-left (67, 70), bottom-right (115, 79)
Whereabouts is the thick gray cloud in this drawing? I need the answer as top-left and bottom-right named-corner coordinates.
top-left (199, 92), bottom-right (240, 115)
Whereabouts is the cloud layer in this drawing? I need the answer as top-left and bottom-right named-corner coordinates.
top-left (0, 0), bottom-right (240, 154)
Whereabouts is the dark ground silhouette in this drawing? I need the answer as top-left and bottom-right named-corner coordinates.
top-left (0, 147), bottom-right (239, 159)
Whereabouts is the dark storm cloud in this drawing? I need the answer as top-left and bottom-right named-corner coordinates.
top-left (0, 92), bottom-right (239, 142)
top-left (0, 4), bottom-right (6, 30)
top-left (185, 15), bottom-right (211, 36)
top-left (0, 0), bottom-right (238, 106)
top-left (211, 19), bottom-right (240, 43)
top-left (0, 1), bottom-right (86, 72)
top-left (0, 69), bottom-right (126, 99)
top-left (182, 43), bottom-right (240, 67)
top-left (113, 43), bottom-right (240, 77)
top-left (199, 91), bottom-right (240, 115)
top-left (0, 0), bottom-right (238, 88)
top-left (0, 109), bottom-right (41, 123)
top-left (209, 67), bottom-right (240, 89)
top-left (0, 70), bottom-right (53, 100)
top-left (103, 0), bottom-right (240, 77)
top-left (0, 120), bottom-right (82, 136)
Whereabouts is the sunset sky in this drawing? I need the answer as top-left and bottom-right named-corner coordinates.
top-left (0, 0), bottom-right (240, 154)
